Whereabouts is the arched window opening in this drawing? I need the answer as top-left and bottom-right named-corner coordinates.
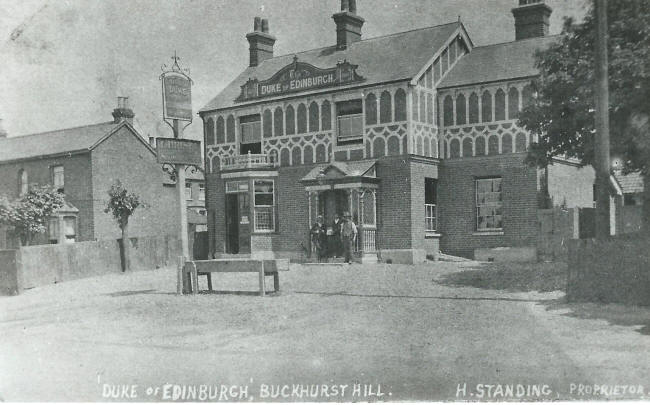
top-left (502, 133), bottom-right (513, 154)
top-left (450, 139), bottom-right (460, 158)
top-left (394, 89), bottom-right (406, 122)
top-left (321, 100), bottom-right (332, 130)
top-left (226, 115), bottom-right (235, 143)
top-left (205, 118), bottom-right (215, 145)
top-left (468, 93), bottom-right (479, 124)
top-left (481, 91), bottom-right (492, 123)
top-left (216, 116), bottom-right (225, 144)
top-left (427, 93), bottom-right (433, 124)
top-left (274, 107), bottom-right (284, 136)
top-left (495, 89), bottom-right (506, 121)
top-left (443, 95), bottom-right (454, 126)
top-left (522, 85), bottom-right (535, 109)
top-left (412, 90), bottom-right (419, 121)
top-left (309, 102), bottom-right (319, 132)
top-left (419, 91), bottom-right (426, 123)
top-left (456, 94), bottom-right (466, 125)
top-left (297, 103), bottom-right (307, 133)
top-left (365, 93), bottom-right (377, 125)
top-left (462, 137), bottom-right (473, 157)
top-left (488, 135), bottom-right (499, 155)
top-left (380, 91), bottom-right (392, 124)
top-left (508, 87), bottom-right (519, 120)
top-left (475, 136), bottom-right (486, 156)
top-left (515, 132), bottom-right (527, 152)
top-left (18, 169), bottom-right (28, 196)
top-left (285, 105), bottom-right (295, 135)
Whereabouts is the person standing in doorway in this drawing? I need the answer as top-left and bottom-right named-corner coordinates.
top-left (310, 215), bottom-right (327, 262)
top-left (331, 213), bottom-right (343, 258)
top-left (340, 211), bottom-right (357, 264)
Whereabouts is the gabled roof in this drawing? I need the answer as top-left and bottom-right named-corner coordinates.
top-left (0, 121), bottom-right (155, 163)
top-left (438, 35), bottom-right (560, 89)
top-left (201, 22), bottom-right (462, 113)
top-left (613, 171), bottom-right (644, 194)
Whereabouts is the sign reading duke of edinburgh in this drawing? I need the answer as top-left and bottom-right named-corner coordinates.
top-left (156, 138), bottom-right (202, 166)
top-left (162, 73), bottom-right (192, 121)
top-left (236, 56), bottom-right (364, 102)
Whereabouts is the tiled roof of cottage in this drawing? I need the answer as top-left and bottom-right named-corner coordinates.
top-left (200, 22), bottom-right (462, 112)
top-left (614, 171), bottom-right (644, 194)
top-left (438, 35), bottom-right (560, 89)
top-left (0, 121), bottom-right (118, 162)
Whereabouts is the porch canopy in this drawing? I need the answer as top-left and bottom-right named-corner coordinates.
top-left (301, 159), bottom-right (380, 254)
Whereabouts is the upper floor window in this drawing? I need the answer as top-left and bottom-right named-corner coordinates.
top-left (52, 165), bottom-right (64, 193)
top-left (18, 169), bottom-right (29, 196)
top-left (198, 183), bottom-right (205, 201)
top-left (476, 177), bottom-right (503, 231)
top-left (185, 182), bottom-right (192, 200)
top-left (239, 114), bottom-right (261, 154)
top-left (336, 99), bottom-right (363, 144)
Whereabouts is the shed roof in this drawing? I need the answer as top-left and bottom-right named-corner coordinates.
top-left (614, 171), bottom-right (644, 194)
top-left (438, 35), bottom-right (559, 89)
top-left (200, 22), bottom-right (462, 112)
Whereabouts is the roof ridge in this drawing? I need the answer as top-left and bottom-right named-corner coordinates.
top-left (3, 121), bottom-right (116, 140)
top-left (471, 34), bottom-right (562, 51)
top-left (266, 21), bottom-right (460, 62)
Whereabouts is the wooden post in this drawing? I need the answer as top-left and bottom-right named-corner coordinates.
top-left (594, 0), bottom-right (611, 239)
top-left (173, 119), bottom-right (190, 259)
top-left (258, 261), bottom-right (266, 297)
top-left (176, 255), bottom-right (184, 295)
top-left (191, 262), bottom-right (198, 295)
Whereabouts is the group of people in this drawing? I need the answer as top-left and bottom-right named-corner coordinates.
top-left (310, 212), bottom-right (357, 264)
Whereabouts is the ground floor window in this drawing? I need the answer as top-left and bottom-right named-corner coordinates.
top-left (476, 177), bottom-right (503, 230)
top-left (254, 180), bottom-right (274, 232)
top-left (425, 178), bottom-right (437, 231)
top-left (63, 216), bottom-right (76, 243)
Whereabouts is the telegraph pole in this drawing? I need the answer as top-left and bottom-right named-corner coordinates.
top-left (594, 0), bottom-right (611, 239)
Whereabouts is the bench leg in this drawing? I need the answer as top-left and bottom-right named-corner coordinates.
top-left (259, 262), bottom-right (265, 297)
top-left (273, 272), bottom-right (279, 292)
top-left (207, 273), bottom-right (213, 291)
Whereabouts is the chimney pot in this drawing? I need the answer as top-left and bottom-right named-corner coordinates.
top-left (332, 0), bottom-right (364, 50)
top-left (246, 17), bottom-right (276, 67)
top-left (112, 96), bottom-right (135, 124)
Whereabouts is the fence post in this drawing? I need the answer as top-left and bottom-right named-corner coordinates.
top-left (177, 256), bottom-right (185, 295)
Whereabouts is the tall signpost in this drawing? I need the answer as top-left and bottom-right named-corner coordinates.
top-left (594, 0), bottom-right (611, 239)
top-left (158, 52), bottom-right (200, 294)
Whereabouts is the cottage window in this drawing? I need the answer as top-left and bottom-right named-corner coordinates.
top-left (52, 165), bottom-right (64, 193)
top-left (48, 218), bottom-right (59, 244)
top-left (476, 177), bottom-right (503, 231)
top-left (198, 183), bottom-right (205, 201)
top-left (18, 169), bottom-right (28, 196)
top-left (185, 182), bottom-right (192, 200)
top-left (63, 216), bottom-right (76, 243)
top-left (425, 178), bottom-right (437, 232)
top-left (254, 180), bottom-right (274, 232)
top-left (336, 99), bottom-right (363, 144)
top-left (239, 114), bottom-right (261, 154)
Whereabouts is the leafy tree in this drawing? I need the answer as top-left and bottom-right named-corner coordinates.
top-left (0, 186), bottom-right (65, 246)
top-left (104, 181), bottom-right (144, 271)
top-left (519, 0), bottom-right (650, 231)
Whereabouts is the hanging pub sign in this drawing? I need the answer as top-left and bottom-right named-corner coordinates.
top-left (162, 72), bottom-right (192, 121)
top-left (156, 138), bottom-right (202, 166)
top-left (235, 56), bottom-right (365, 102)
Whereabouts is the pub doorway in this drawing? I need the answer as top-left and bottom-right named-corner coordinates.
top-left (319, 189), bottom-right (349, 226)
top-left (225, 192), bottom-right (251, 254)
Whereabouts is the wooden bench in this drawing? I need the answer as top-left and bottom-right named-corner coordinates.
top-left (182, 258), bottom-right (289, 296)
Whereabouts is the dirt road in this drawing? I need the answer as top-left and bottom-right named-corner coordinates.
top-left (1, 261), bottom-right (649, 401)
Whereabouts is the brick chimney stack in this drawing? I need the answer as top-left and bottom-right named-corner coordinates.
top-left (332, 0), bottom-right (365, 50)
top-left (246, 17), bottom-right (276, 67)
top-left (512, 0), bottom-right (552, 40)
top-left (112, 96), bottom-right (134, 124)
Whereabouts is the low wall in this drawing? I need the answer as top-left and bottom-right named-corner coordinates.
top-left (474, 246), bottom-right (537, 262)
top-left (1, 235), bottom-right (180, 294)
top-left (567, 235), bottom-right (650, 306)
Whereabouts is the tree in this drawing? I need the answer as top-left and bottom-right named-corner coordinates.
top-left (519, 0), bottom-right (650, 232)
top-left (104, 181), bottom-right (144, 271)
top-left (0, 186), bottom-right (65, 246)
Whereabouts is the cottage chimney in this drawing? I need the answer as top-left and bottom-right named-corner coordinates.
top-left (512, 0), bottom-right (552, 40)
top-left (112, 96), bottom-right (135, 124)
top-left (332, 0), bottom-right (364, 50)
top-left (246, 17), bottom-right (276, 67)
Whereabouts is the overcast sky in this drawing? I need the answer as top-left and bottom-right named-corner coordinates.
top-left (0, 0), bottom-right (588, 142)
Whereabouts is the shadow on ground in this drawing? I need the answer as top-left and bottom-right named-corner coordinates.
top-left (436, 261), bottom-right (567, 293)
top-left (545, 298), bottom-right (650, 336)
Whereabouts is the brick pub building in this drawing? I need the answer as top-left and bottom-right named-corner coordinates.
top-left (199, 0), bottom-right (595, 263)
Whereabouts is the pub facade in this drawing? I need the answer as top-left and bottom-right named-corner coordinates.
top-left (199, 0), bottom-right (595, 262)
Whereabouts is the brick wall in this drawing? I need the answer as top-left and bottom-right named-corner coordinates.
top-left (438, 153), bottom-right (539, 258)
top-left (375, 155), bottom-right (412, 250)
top-left (0, 153), bottom-right (95, 242)
top-left (91, 126), bottom-right (179, 240)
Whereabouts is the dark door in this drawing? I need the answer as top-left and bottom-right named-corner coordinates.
top-left (226, 194), bottom-right (239, 253)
